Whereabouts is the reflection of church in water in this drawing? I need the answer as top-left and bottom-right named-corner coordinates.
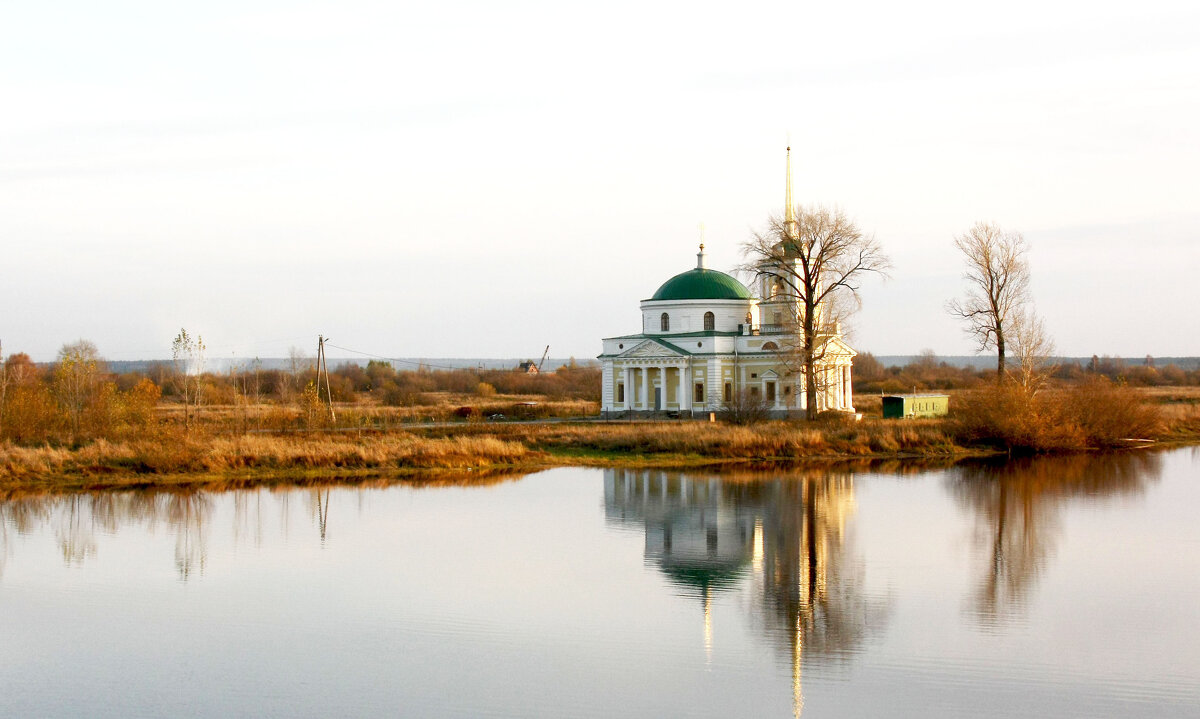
top-left (604, 468), bottom-right (881, 717)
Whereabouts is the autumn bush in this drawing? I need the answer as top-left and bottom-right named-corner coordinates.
top-left (953, 376), bottom-right (1164, 452)
top-left (1, 353), bottom-right (165, 445)
top-left (1, 383), bottom-right (61, 443)
top-left (1059, 376), bottom-right (1165, 445)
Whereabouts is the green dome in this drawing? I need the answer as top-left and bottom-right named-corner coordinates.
top-left (650, 268), bottom-right (752, 301)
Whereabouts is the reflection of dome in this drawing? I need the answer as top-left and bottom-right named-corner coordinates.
top-left (650, 268), bottom-right (752, 301)
top-left (658, 561), bottom-right (748, 595)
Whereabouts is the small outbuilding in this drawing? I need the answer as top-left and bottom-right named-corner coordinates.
top-left (882, 394), bottom-right (949, 419)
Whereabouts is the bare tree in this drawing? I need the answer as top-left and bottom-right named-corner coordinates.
top-left (947, 222), bottom-right (1031, 377)
top-left (1010, 310), bottom-right (1056, 394)
top-left (722, 387), bottom-right (771, 425)
top-left (171, 328), bottom-right (206, 429)
top-left (743, 205), bottom-right (889, 419)
top-left (281, 346), bottom-right (311, 401)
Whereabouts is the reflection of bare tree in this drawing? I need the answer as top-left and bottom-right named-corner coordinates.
top-left (0, 490), bottom-right (215, 580)
top-left (4, 472), bottom-right (527, 576)
top-left (605, 468), bottom-right (888, 717)
top-left (310, 489), bottom-right (331, 543)
top-left (1, 495), bottom-right (53, 578)
top-left (232, 490), bottom-right (266, 549)
top-left (948, 451), bottom-right (1163, 625)
top-left (163, 493), bottom-right (211, 580)
top-left (54, 495), bottom-right (99, 565)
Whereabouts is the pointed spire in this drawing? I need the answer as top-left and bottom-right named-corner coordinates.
top-left (703, 586), bottom-right (713, 664)
top-left (784, 144), bottom-right (797, 240)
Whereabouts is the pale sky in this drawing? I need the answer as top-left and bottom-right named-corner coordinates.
top-left (3, 0), bottom-right (1198, 363)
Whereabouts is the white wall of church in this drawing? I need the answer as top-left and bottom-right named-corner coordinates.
top-left (639, 299), bottom-right (757, 336)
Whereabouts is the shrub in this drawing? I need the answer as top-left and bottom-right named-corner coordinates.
top-left (954, 377), bottom-right (1164, 452)
top-left (723, 389), bottom-right (771, 425)
top-left (300, 381), bottom-right (332, 429)
top-left (1, 383), bottom-right (61, 443)
top-left (121, 378), bottom-right (161, 429)
top-left (1061, 376), bottom-right (1164, 445)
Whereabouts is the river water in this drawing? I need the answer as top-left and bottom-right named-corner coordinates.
top-left (2, 448), bottom-right (1198, 718)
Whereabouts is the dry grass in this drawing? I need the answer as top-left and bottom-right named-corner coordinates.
top-left (1138, 386), bottom-right (1200, 441)
top-left (0, 428), bottom-right (533, 489)
top-left (0, 416), bottom-right (970, 493)
top-left (156, 394), bottom-right (599, 432)
top-left (426, 418), bottom-right (963, 461)
top-left (1159, 403), bottom-right (1200, 442)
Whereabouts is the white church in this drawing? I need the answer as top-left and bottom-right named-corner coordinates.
top-left (598, 150), bottom-right (856, 418)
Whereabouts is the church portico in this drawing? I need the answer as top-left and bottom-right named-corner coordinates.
top-left (612, 354), bottom-right (701, 413)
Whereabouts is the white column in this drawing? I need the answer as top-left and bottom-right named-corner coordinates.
top-left (623, 366), bottom-right (633, 409)
top-left (774, 379), bottom-right (783, 410)
top-left (704, 360), bottom-right (716, 409)
top-left (641, 366), bottom-right (650, 411)
top-left (844, 364), bottom-right (854, 410)
top-left (679, 365), bottom-right (690, 413)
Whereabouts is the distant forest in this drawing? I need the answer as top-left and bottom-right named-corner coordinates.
top-left (90, 353), bottom-right (1199, 377)
top-left (854, 352), bottom-right (1200, 393)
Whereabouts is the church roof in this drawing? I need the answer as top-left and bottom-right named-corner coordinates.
top-left (650, 268), bottom-right (752, 301)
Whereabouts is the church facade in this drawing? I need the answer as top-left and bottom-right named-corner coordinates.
top-left (597, 152), bottom-right (856, 418)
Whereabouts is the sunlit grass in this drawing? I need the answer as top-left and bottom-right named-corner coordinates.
top-left (2, 385), bottom-right (1196, 494)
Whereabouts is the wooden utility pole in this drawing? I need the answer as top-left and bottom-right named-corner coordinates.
top-left (316, 335), bottom-right (336, 422)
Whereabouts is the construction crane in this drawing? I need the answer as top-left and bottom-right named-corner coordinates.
top-left (537, 345), bottom-right (550, 372)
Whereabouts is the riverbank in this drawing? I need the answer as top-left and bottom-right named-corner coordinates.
top-left (3, 415), bottom-right (1171, 496)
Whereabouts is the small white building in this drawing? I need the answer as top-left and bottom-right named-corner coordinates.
top-left (598, 153), bottom-right (856, 418)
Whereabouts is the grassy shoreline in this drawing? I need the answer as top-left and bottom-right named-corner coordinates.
top-left (5, 415), bottom-right (1195, 497)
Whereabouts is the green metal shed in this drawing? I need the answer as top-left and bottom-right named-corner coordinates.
top-left (882, 394), bottom-right (949, 419)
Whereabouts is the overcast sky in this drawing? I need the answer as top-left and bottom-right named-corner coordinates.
top-left (3, 0), bottom-right (1197, 363)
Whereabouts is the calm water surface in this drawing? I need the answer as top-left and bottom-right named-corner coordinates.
top-left (2, 448), bottom-right (1198, 717)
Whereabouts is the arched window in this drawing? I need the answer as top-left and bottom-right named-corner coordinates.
top-left (660, 313), bottom-right (670, 332)
top-left (703, 311), bottom-right (715, 331)
top-left (762, 341), bottom-right (779, 351)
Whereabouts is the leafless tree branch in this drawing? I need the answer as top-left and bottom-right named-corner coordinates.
top-left (945, 222), bottom-right (1030, 377)
top-left (741, 205), bottom-right (890, 419)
